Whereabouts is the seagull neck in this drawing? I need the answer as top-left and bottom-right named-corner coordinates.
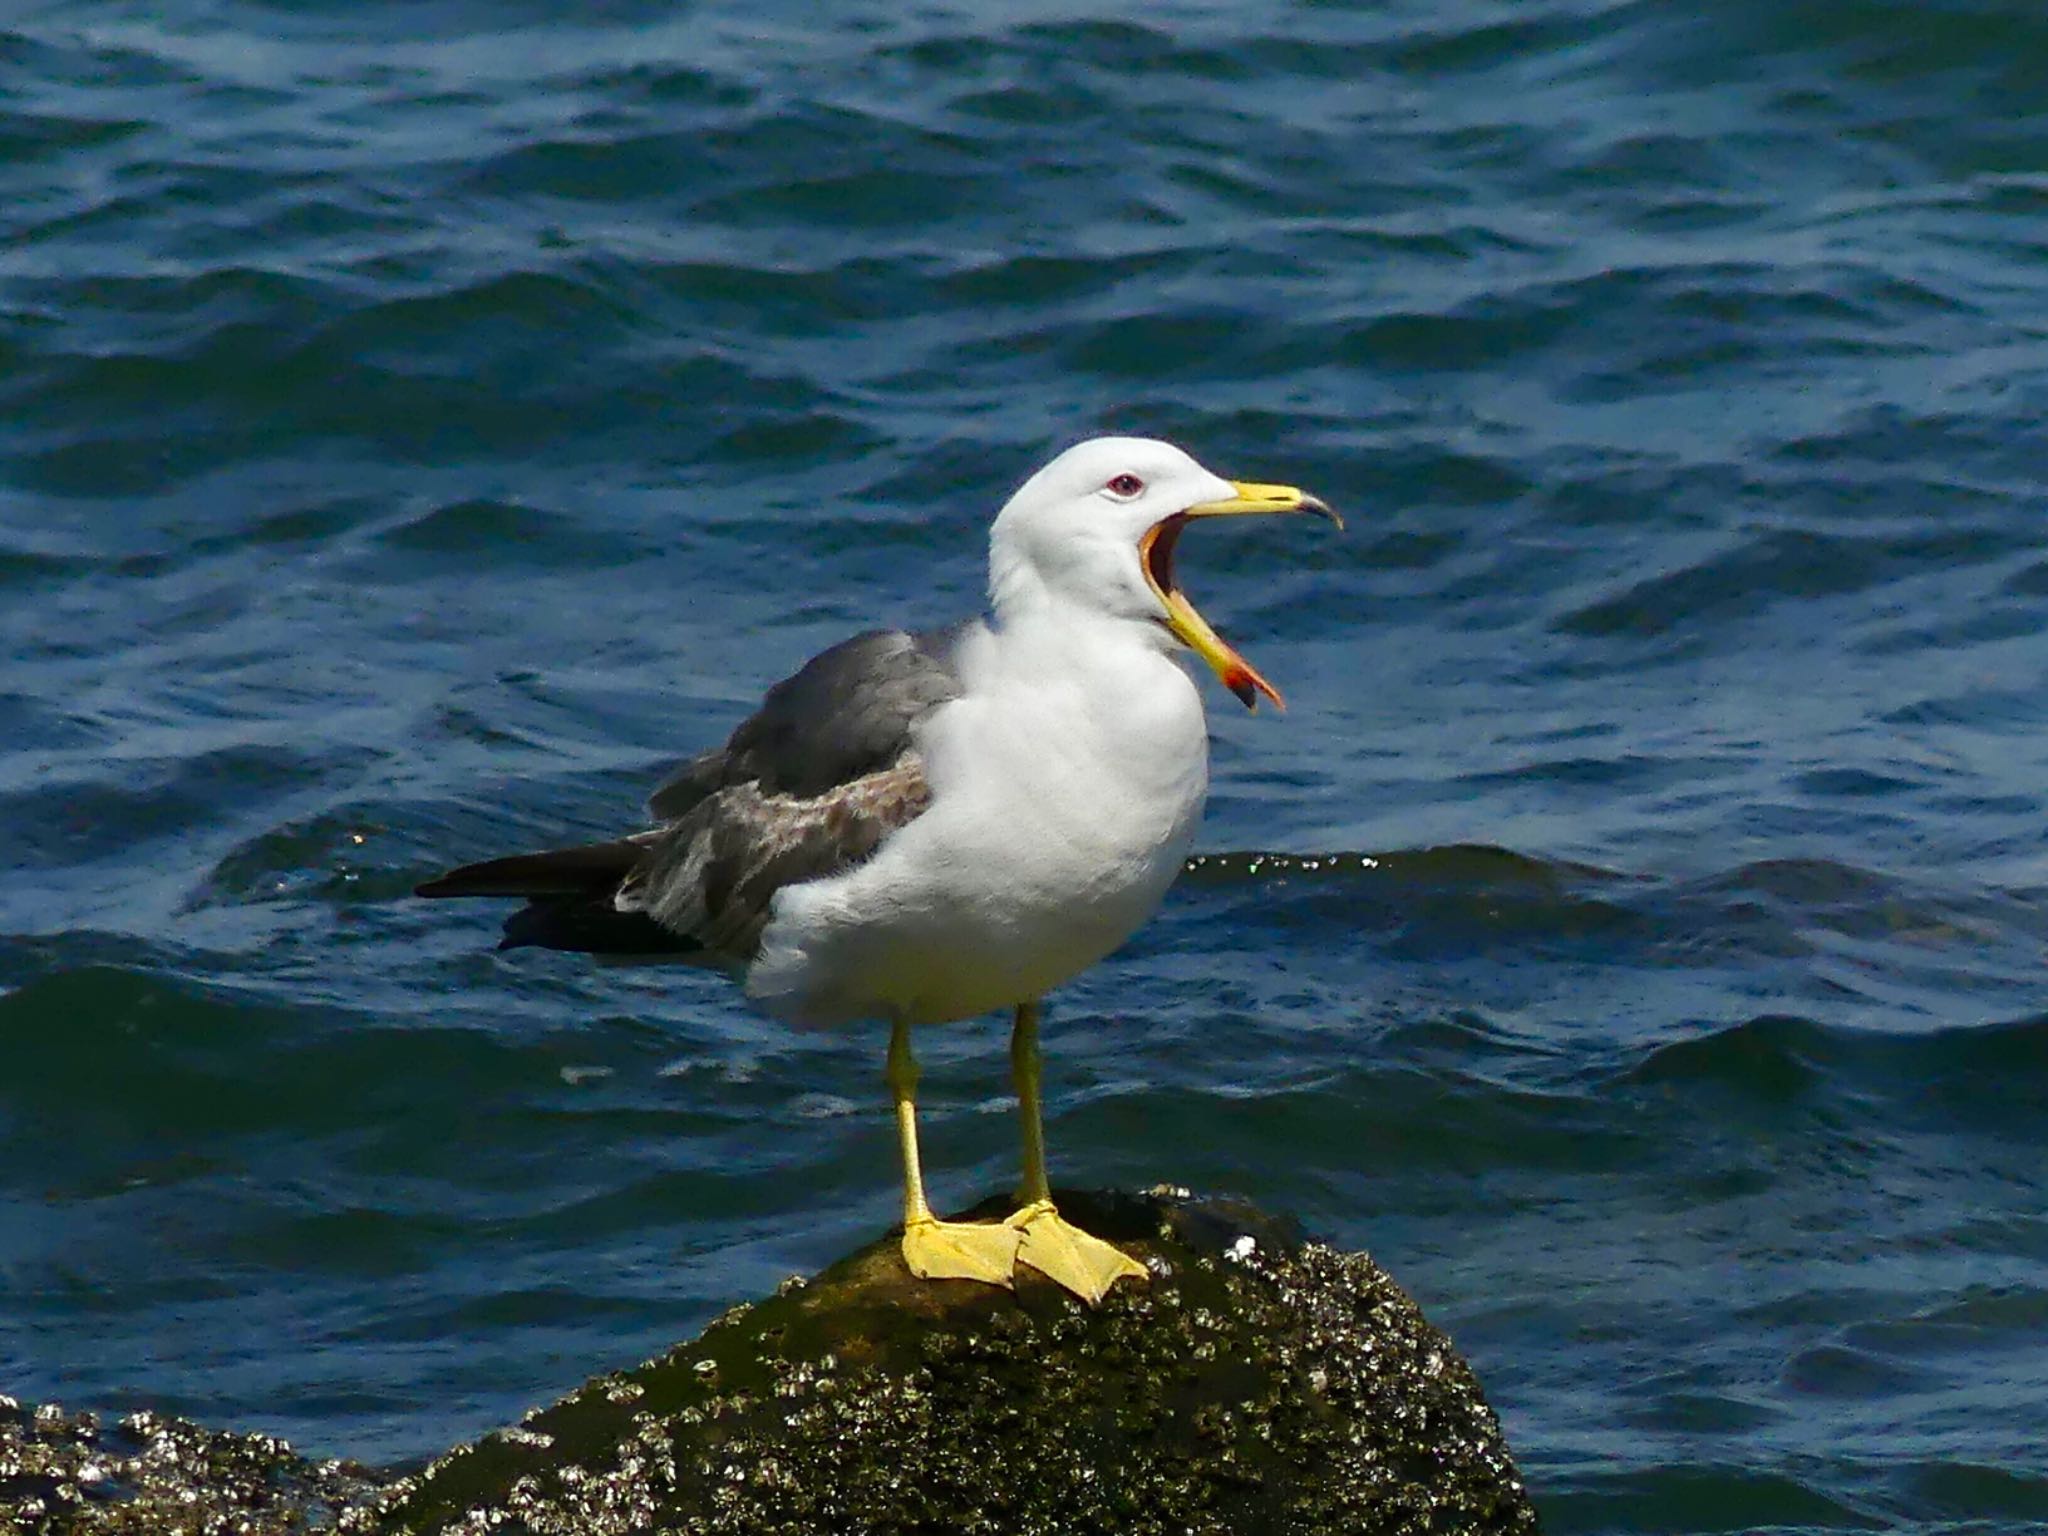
top-left (988, 589), bottom-right (1169, 665)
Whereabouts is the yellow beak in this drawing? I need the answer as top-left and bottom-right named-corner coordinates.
top-left (1138, 480), bottom-right (1341, 711)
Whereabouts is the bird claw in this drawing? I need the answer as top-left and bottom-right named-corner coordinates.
top-left (1008, 1200), bottom-right (1148, 1305)
top-left (900, 1215), bottom-right (1022, 1288)
top-left (899, 1203), bottom-right (1146, 1304)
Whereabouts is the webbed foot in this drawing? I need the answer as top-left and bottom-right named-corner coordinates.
top-left (1008, 1199), bottom-right (1148, 1304)
top-left (900, 1214), bottom-right (1023, 1288)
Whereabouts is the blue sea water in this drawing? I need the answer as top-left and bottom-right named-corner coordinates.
top-left (3, 0), bottom-right (2047, 1529)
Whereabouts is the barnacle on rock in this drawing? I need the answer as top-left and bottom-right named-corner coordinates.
top-left (2, 1190), bottom-right (1539, 1534)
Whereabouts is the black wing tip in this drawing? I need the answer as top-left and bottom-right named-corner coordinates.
top-left (411, 841), bottom-right (646, 901)
top-left (416, 842), bottom-right (701, 958)
top-left (415, 870), bottom-right (523, 899)
top-left (498, 898), bottom-right (704, 958)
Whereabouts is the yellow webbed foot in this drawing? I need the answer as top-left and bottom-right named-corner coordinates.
top-left (1008, 1199), bottom-right (1148, 1305)
top-left (901, 1215), bottom-right (1023, 1288)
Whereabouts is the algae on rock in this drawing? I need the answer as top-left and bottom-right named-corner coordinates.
top-left (375, 1188), bottom-right (1541, 1535)
top-left (2, 1189), bottom-right (1540, 1534)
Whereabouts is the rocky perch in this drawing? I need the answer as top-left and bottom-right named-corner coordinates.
top-left (8, 1189), bottom-right (1541, 1534)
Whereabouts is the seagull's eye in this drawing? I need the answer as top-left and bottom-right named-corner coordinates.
top-left (1105, 474), bottom-right (1145, 499)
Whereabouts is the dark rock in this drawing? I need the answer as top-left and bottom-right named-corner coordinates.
top-left (3, 1190), bottom-right (1539, 1533)
top-left (0, 1391), bottom-right (379, 1534)
top-left (372, 1187), bottom-right (1541, 1535)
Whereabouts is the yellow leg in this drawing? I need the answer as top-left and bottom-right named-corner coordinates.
top-left (887, 1017), bottom-right (1020, 1287)
top-left (1005, 1000), bottom-right (1147, 1304)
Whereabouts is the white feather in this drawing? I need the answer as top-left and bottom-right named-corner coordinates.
top-left (746, 438), bottom-right (1233, 1027)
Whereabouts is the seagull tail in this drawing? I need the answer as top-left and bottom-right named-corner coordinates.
top-left (416, 840), bottom-right (706, 960)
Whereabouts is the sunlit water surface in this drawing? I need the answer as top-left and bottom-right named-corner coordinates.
top-left (4, 3), bottom-right (2046, 1531)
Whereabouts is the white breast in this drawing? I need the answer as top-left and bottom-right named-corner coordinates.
top-left (746, 613), bottom-right (1210, 1028)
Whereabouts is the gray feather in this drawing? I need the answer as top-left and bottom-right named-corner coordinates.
top-left (419, 624), bottom-right (963, 963)
top-left (620, 756), bottom-right (934, 959)
top-left (649, 625), bottom-right (964, 817)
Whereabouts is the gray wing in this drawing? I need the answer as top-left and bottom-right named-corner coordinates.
top-left (416, 624), bottom-right (965, 963)
top-left (617, 756), bottom-right (934, 958)
top-left (648, 623), bottom-right (968, 815)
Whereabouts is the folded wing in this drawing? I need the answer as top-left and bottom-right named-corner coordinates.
top-left (416, 626), bottom-right (965, 963)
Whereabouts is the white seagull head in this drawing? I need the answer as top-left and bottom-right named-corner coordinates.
top-left (987, 436), bottom-right (1339, 709)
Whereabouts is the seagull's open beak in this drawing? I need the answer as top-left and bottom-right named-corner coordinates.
top-left (1138, 481), bottom-right (1342, 711)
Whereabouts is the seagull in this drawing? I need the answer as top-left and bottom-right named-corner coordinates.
top-left (416, 437), bottom-right (1338, 1304)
